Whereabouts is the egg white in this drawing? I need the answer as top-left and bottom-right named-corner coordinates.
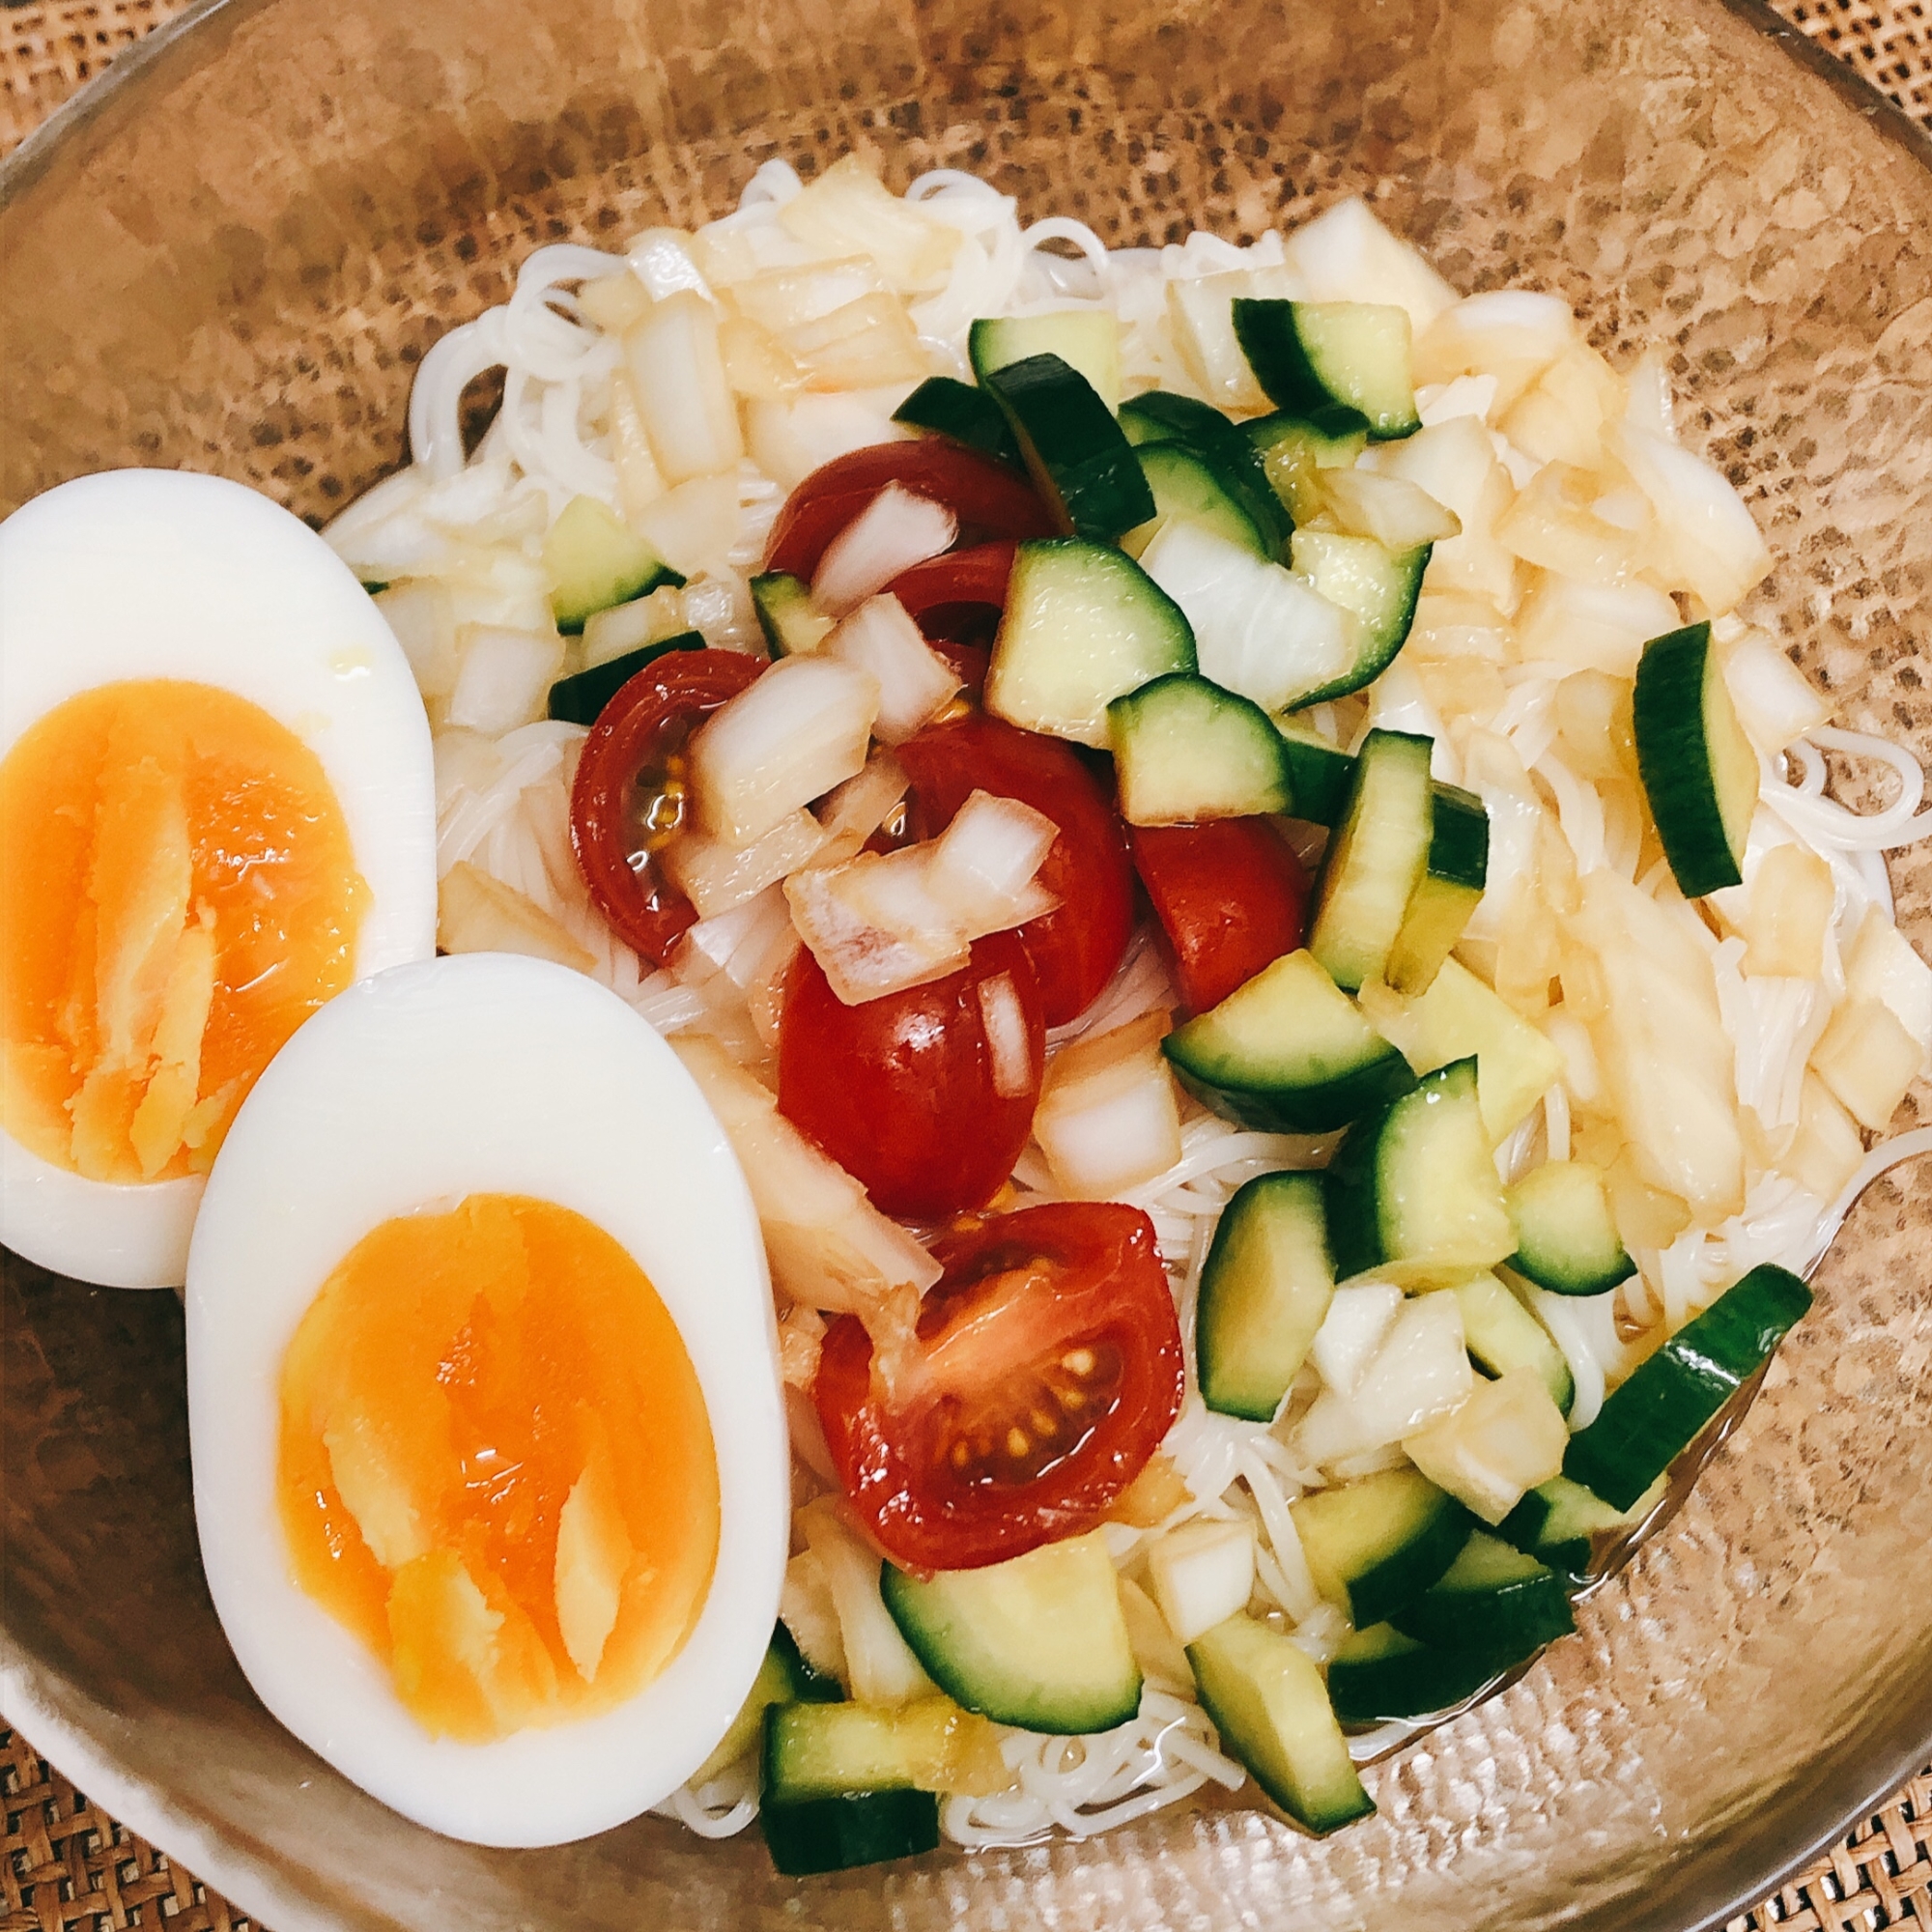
top-left (0, 469), bottom-right (438, 1290)
top-left (184, 952), bottom-right (788, 1848)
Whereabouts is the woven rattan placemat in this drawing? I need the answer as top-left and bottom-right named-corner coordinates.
top-left (1, 3), bottom-right (1929, 1928)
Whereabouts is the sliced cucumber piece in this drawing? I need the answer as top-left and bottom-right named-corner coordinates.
top-left (880, 1530), bottom-right (1141, 1734)
top-left (1324, 1059), bottom-right (1517, 1286)
top-left (1453, 1273), bottom-right (1574, 1415)
top-left (1232, 299), bottom-right (1420, 440)
top-left (760, 1785), bottom-right (940, 1877)
top-left (971, 311), bottom-right (1122, 411)
top-left (1326, 1622), bottom-right (1514, 1726)
top-left (1496, 1472), bottom-right (1666, 1583)
top-left (1633, 620), bottom-right (1758, 898)
top-left (1292, 1466), bottom-right (1473, 1628)
top-left (1110, 672), bottom-right (1294, 824)
top-left (1245, 406), bottom-right (1370, 525)
top-left (985, 537), bottom-right (1195, 748)
top-left (1307, 728), bottom-right (1436, 992)
top-left (543, 493), bottom-right (682, 635)
top-left (749, 572), bottom-right (834, 658)
top-left (1196, 1172), bottom-right (1335, 1421)
top-left (1116, 391), bottom-right (1290, 555)
top-left (1388, 1530), bottom-right (1575, 1654)
top-left (1276, 723), bottom-right (1356, 829)
top-left (1563, 1264), bottom-right (1811, 1510)
top-left (1384, 782), bottom-right (1489, 996)
top-left (546, 630), bottom-right (704, 726)
top-left (1185, 1614), bottom-right (1375, 1833)
top-left (694, 1624), bottom-right (839, 1787)
top-left (1507, 1160), bottom-right (1635, 1295)
top-left (1163, 949), bottom-right (1417, 1134)
top-left (1288, 529), bottom-right (1431, 705)
top-left (1123, 442), bottom-right (1271, 559)
top-left (893, 376), bottom-right (1021, 465)
top-left (982, 352), bottom-right (1153, 542)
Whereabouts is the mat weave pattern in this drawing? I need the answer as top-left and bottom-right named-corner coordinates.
top-left (0, 3), bottom-right (1928, 1930)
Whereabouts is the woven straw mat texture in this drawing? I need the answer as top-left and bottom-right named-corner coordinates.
top-left (0, 2), bottom-right (1929, 1930)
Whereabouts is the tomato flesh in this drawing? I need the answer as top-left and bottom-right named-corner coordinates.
top-left (813, 1203), bottom-right (1184, 1572)
top-left (764, 444), bottom-right (1054, 582)
top-left (777, 929), bottom-right (1045, 1221)
top-left (895, 713), bottom-right (1134, 1027)
top-left (1126, 817), bottom-right (1310, 1014)
top-left (567, 649), bottom-right (761, 965)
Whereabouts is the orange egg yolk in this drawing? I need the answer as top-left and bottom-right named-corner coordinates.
top-left (277, 1193), bottom-right (722, 1743)
top-left (0, 678), bottom-right (369, 1184)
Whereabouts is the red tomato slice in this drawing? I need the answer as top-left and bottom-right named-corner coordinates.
top-left (568, 649), bottom-right (761, 965)
top-left (886, 542), bottom-right (1014, 694)
top-left (1126, 817), bottom-right (1310, 1015)
top-left (764, 444), bottom-right (1054, 582)
top-left (895, 714), bottom-right (1134, 1027)
top-left (813, 1202), bottom-right (1184, 1572)
top-left (777, 930), bottom-right (1045, 1221)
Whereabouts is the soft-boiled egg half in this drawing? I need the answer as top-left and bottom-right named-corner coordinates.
top-left (185, 952), bottom-right (787, 1845)
top-left (0, 469), bottom-right (437, 1289)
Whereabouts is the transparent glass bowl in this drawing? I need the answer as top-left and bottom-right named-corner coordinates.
top-left (3, 0), bottom-right (1930, 1926)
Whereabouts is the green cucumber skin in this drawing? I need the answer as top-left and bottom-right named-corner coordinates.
top-left (1633, 621), bottom-right (1742, 899)
top-left (1509, 1240), bottom-right (1635, 1299)
top-left (894, 376), bottom-right (1022, 465)
top-left (1279, 733), bottom-right (1356, 829)
top-left (1563, 1264), bottom-right (1812, 1510)
top-left (1166, 1046), bottom-right (1417, 1137)
top-left (546, 631), bottom-right (705, 726)
top-left (1116, 391), bottom-right (1291, 554)
top-left (1131, 443), bottom-right (1271, 558)
top-left (1109, 672), bottom-right (1295, 821)
top-left (1229, 301), bottom-right (1418, 440)
top-left (1495, 1476), bottom-right (1640, 1582)
top-left (759, 1786), bottom-right (940, 1877)
top-left (1288, 538), bottom-right (1432, 709)
top-left (1326, 1629), bottom-right (1516, 1725)
top-left (1388, 1537), bottom-right (1577, 1653)
top-left (1344, 1502), bottom-right (1475, 1631)
top-left (1427, 783), bottom-right (1491, 892)
top-left (983, 352), bottom-right (1154, 542)
top-left (1196, 1171), bottom-right (1333, 1422)
top-left (770, 1618), bottom-right (846, 1704)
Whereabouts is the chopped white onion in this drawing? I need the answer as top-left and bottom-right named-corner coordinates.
top-left (815, 753), bottom-right (910, 851)
top-left (1718, 622), bottom-right (1833, 756)
top-left (635, 472), bottom-right (742, 579)
top-left (1608, 421), bottom-right (1772, 617)
top-left (825, 593), bottom-right (961, 743)
top-left (677, 884), bottom-right (794, 989)
top-left (785, 849), bottom-right (969, 1004)
top-left (1310, 1282), bottom-right (1405, 1397)
top-left (444, 625), bottom-right (565, 736)
top-left (1033, 1011), bottom-right (1182, 1199)
top-left (978, 971), bottom-right (1036, 1098)
top-left (924, 789), bottom-right (1059, 937)
top-left (746, 392), bottom-right (911, 496)
top-left (437, 861), bottom-right (595, 973)
top-left (622, 290), bottom-right (744, 484)
top-left (375, 580), bottom-right (459, 703)
top-left (1514, 572), bottom-right (1680, 679)
top-left (800, 1500), bottom-right (934, 1706)
top-left (811, 485), bottom-right (958, 617)
top-left (689, 654), bottom-right (879, 848)
top-left (1318, 468), bottom-right (1462, 549)
top-left (1146, 1520), bottom-right (1256, 1648)
top-left (1283, 196), bottom-right (1458, 335)
top-left (663, 810), bottom-right (826, 920)
top-left (1138, 517), bottom-right (1352, 713)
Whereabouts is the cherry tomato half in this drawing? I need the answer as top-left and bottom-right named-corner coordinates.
top-left (1126, 818), bottom-right (1311, 1015)
top-left (813, 1202), bottom-right (1185, 1572)
top-left (885, 541), bottom-right (1015, 695)
top-left (764, 444), bottom-right (1054, 582)
top-left (895, 713), bottom-right (1134, 1028)
top-left (778, 929), bottom-right (1045, 1221)
top-left (568, 649), bottom-right (761, 965)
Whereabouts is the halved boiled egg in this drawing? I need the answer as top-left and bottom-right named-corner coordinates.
top-left (0, 469), bottom-right (437, 1289)
top-left (185, 952), bottom-right (786, 1846)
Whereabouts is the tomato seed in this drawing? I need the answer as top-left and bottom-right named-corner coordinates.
top-left (1006, 1426), bottom-right (1029, 1459)
top-left (1062, 1348), bottom-right (1095, 1376)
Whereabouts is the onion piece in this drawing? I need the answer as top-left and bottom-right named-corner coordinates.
top-left (785, 848), bottom-right (969, 1005)
top-left (1033, 1010), bottom-right (1182, 1199)
top-left (1284, 195), bottom-right (1458, 336)
top-left (689, 653), bottom-right (879, 848)
top-left (444, 625), bottom-right (565, 736)
top-left (924, 789), bottom-right (1059, 937)
top-left (1412, 289), bottom-right (1577, 411)
top-left (1607, 421), bottom-right (1772, 617)
top-left (1718, 621), bottom-right (1832, 756)
top-left (622, 290), bottom-right (743, 484)
top-left (437, 861), bottom-right (595, 973)
top-left (734, 257), bottom-right (891, 332)
top-left (746, 392), bottom-right (912, 495)
top-left (663, 810), bottom-right (825, 921)
top-left (777, 156), bottom-right (962, 297)
top-left (1317, 468), bottom-right (1462, 548)
top-left (978, 971), bottom-right (1035, 1098)
top-left (825, 593), bottom-right (961, 743)
top-left (375, 581), bottom-right (459, 705)
top-left (799, 1498), bottom-right (934, 1706)
top-left (783, 293), bottom-right (929, 393)
top-left (745, 923), bottom-right (804, 1049)
top-left (676, 884), bottom-right (793, 989)
top-left (1138, 517), bottom-right (1353, 713)
top-left (811, 485), bottom-right (958, 617)
top-left (670, 1036), bottom-right (941, 1310)
top-left (814, 753), bottom-right (910, 860)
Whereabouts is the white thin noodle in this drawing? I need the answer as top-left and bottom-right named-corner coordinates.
top-left (335, 157), bottom-right (1932, 1859)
